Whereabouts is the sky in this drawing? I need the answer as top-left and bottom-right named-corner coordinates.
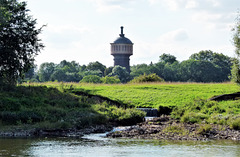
top-left (24, 0), bottom-right (239, 67)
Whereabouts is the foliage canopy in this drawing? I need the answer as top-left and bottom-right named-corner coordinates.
top-left (231, 12), bottom-right (240, 84)
top-left (0, 0), bottom-right (44, 84)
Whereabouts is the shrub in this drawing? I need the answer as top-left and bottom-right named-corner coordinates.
top-left (94, 104), bottom-right (146, 126)
top-left (230, 118), bottom-right (240, 130)
top-left (80, 75), bottom-right (102, 83)
top-left (130, 73), bottom-right (164, 83)
top-left (0, 98), bottom-right (21, 111)
top-left (197, 124), bottom-right (212, 135)
top-left (101, 76), bottom-right (120, 84)
top-left (163, 125), bottom-right (188, 135)
top-left (1, 112), bottom-right (18, 124)
top-left (116, 108), bottom-right (146, 126)
top-left (181, 112), bottom-right (208, 124)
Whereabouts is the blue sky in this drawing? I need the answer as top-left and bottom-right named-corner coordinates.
top-left (25, 0), bottom-right (239, 67)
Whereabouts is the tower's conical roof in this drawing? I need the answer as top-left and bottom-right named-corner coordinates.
top-left (113, 26), bottom-right (133, 44)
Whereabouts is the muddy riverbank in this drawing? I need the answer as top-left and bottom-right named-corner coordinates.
top-left (107, 116), bottom-right (240, 141)
top-left (0, 125), bottom-right (113, 137)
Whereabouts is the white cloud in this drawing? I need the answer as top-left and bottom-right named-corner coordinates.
top-left (192, 11), bottom-right (236, 30)
top-left (148, 0), bottom-right (199, 10)
top-left (87, 0), bottom-right (136, 12)
top-left (43, 24), bottom-right (92, 48)
top-left (206, 0), bottom-right (220, 7)
top-left (185, 0), bottom-right (198, 9)
top-left (148, 0), bottom-right (238, 12)
top-left (158, 29), bottom-right (189, 42)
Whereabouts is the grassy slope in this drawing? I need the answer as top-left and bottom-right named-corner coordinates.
top-left (22, 82), bottom-right (240, 127)
top-left (37, 82), bottom-right (240, 108)
top-left (0, 84), bottom-right (145, 130)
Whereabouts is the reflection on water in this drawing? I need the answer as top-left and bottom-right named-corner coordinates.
top-left (0, 134), bottom-right (240, 157)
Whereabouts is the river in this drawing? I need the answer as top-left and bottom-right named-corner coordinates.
top-left (1, 133), bottom-right (240, 157)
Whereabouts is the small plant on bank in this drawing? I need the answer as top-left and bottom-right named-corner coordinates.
top-left (230, 117), bottom-right (240, 130)
top-left (163, 125), bottom-right (188, 136)
top-left (181, 112), bottom-right (208, 124)
top-left (130, 73), bottom-right (164, 83)
top-left (196, 124), bottom-right (212, 135)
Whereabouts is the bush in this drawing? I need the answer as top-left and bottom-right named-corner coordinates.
top-left (1, 112), bottom-right (18, 124)
top-left (110, 108), bottom-right (146, 125)
top-left (163, 125), bottom-right (188, 135)
top-left (181, 112), bottom-right (208, 124)
top-left (197, 124), bottom-right (212, 135)
top-left (130, 73), bottom-right (164, 83)
top-left (80, 75), bottom-right (102, 83)
top-left (0, 98), bottom-right (21, 111)
top-left (101, 76), bottom-right (120, 84)
top-left (94, 104), bottom-right (146, 126)
top-left (171, 99), bottom-right (226, 124)
top-left (230, 118), bottom-right (240, 130)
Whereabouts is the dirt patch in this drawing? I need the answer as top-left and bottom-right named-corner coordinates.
top-left (209, 92), bottom-right (240, 101)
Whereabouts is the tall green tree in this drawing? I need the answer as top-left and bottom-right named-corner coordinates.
top-left (159, 53), bottom-right (177, 64)
top-left (38, 62), bottom-right (55, 82)
top-left (86, 61), bottom-right (106, 77)
top-left (179, 60), bottom-right (220, 82)
top-left (0, 0), bottom-right (44, 84)
top-left (109, 65), bottom-right (130, 83)
top-left (231, 13), bottom-right (240, 84)
top-left (190, 50), bottom-right (232, 81)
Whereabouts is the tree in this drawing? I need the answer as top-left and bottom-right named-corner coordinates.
top-left (190, 50), bottom-right (232, 81)
top-left (179, 60), bottom-right (220, 82)
top-left (130, 64), bottom-right (149, 78)
top-left (231, 13), bottom-right (240, 84)
top-left (190, 50), bottom-right (215, 61)
top-left (104, 66), bottom-right (113, 76)
top-left (51, 60), bottom-right (81, 82)
top-left (86, 61), bottom-right (106, 77)
top-left (108, 66), bottom-right (130, 83)
top-left (162, 62), bottom-right (179, 81)
top-left (0, 0), bottom-right (44, 84)
top-left (159, 53), bottom-right (177, 64)
top-left (38, 62), bottom-right (55, 82)
top-left (22, 65), bottom-right (38, 82)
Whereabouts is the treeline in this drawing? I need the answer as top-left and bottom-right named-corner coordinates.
top-left (24, 50), bottom-right (232, 83)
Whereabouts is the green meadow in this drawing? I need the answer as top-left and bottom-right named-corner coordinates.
top-left (33, 82), bottom-right (240, 108)
top-left (2, 82), bottom-right (239, 130)
top-left (27, 82), bottom-right (240, 127)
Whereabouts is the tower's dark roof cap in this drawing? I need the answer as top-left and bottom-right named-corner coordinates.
top-left (113, 26), bottom-right (133, 44)
top-left (113, 37), bottom-right (133, 44)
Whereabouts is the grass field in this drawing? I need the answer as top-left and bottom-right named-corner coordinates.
top-left (19, 82), bottom-right (240, 127)
top-left (29, 82), bottom-right (240, 108)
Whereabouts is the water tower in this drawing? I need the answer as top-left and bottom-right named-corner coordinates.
top-left (110, 26), bottom-right (133, 72)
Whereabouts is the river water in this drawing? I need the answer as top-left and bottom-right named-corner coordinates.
top-left (1, 133), bottom-right (240, 157)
